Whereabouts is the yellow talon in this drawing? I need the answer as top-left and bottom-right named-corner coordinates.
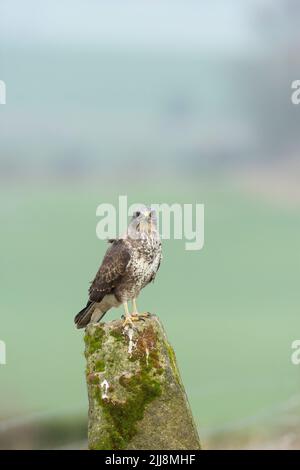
top-left (122, 316), bottom-right (134, 328)
top-left (122, 301), bottom-right (151, 327)
top-left (131, 312), bottom-right (150, 319)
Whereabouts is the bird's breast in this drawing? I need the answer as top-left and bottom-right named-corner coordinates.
top-left (128, 243), bottom-right (160, 282)
top-left (114, 237), bottom-right (161, 301)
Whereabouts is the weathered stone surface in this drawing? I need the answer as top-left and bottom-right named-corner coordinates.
top-left (84, 315), bottom-right (201, 450)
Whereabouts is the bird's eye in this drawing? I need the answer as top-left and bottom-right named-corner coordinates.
top-left (135, 211), bottom-right (141, 217)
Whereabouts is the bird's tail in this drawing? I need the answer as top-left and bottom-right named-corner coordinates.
top-left (74, 301), bottom-right (96, 329)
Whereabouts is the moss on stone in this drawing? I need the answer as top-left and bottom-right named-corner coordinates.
top-left (84, 326), bottom-right (105, 356)
top-left (119, 373), bottom-right (132, 388)
top-left (94, 359), bottom-right (105, 372)
top-left (89, 324), bottom-right (163, 449)
top-left (86, 316), bottom-right (201, 450)
top-left (94, 369), bottom-right (162, 450)
top-left (110, 327), bottom-right (124, 342)
top-left (165, 342), bottom-right (181, 385)
top-left (87, 373), bottom-right (100, 385)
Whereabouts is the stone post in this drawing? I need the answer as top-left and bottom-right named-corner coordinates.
top-left (84, 315), bottom-right (201, 450)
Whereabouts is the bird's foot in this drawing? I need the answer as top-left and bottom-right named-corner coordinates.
top-left (131, 311), bottom-right (151, 320)
top-left (122, 315), bottom-right (136, 328)
top-left (131, 312), bottom-right (151, 318)
top-left (122, 312), bottom-right (151, 328)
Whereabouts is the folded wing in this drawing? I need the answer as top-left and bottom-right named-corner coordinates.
top-left (89, 239), bottom-right (131, 303)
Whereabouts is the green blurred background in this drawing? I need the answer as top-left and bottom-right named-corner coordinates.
top-left (1, 0), bottom-right (300, 449)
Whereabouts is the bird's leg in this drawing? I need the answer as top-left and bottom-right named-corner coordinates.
top-left (122, 300), bottom-right (150, 327)
top-left (132, 298), bottom-right (139, 315)
top-left (122, 301), bottom-right (135, 328)
top-left (131, 298), bottom-right (150, 319)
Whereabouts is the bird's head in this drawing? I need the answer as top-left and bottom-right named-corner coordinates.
top-left (128, 205), bottom-right (158, 239)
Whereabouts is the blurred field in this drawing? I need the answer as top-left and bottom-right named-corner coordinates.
top-left (1, 179), bottom-right (299, 448)
top-left (1, 0), bottom-right (300, 449)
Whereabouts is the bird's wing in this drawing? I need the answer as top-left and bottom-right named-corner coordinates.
top-left (89, 239), bottom-right (131, 302)
top-left (148, 251), bottom-right (162, 283)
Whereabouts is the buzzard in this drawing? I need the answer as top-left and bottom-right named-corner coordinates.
top-left (74, 206), bottom-right (162, 328)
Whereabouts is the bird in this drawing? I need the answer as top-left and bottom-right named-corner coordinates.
top-left (74, 205), bottom-right (162, 329)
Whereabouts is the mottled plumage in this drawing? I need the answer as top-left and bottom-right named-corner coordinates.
top-left (75, 206), bottom-right (162, 328)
